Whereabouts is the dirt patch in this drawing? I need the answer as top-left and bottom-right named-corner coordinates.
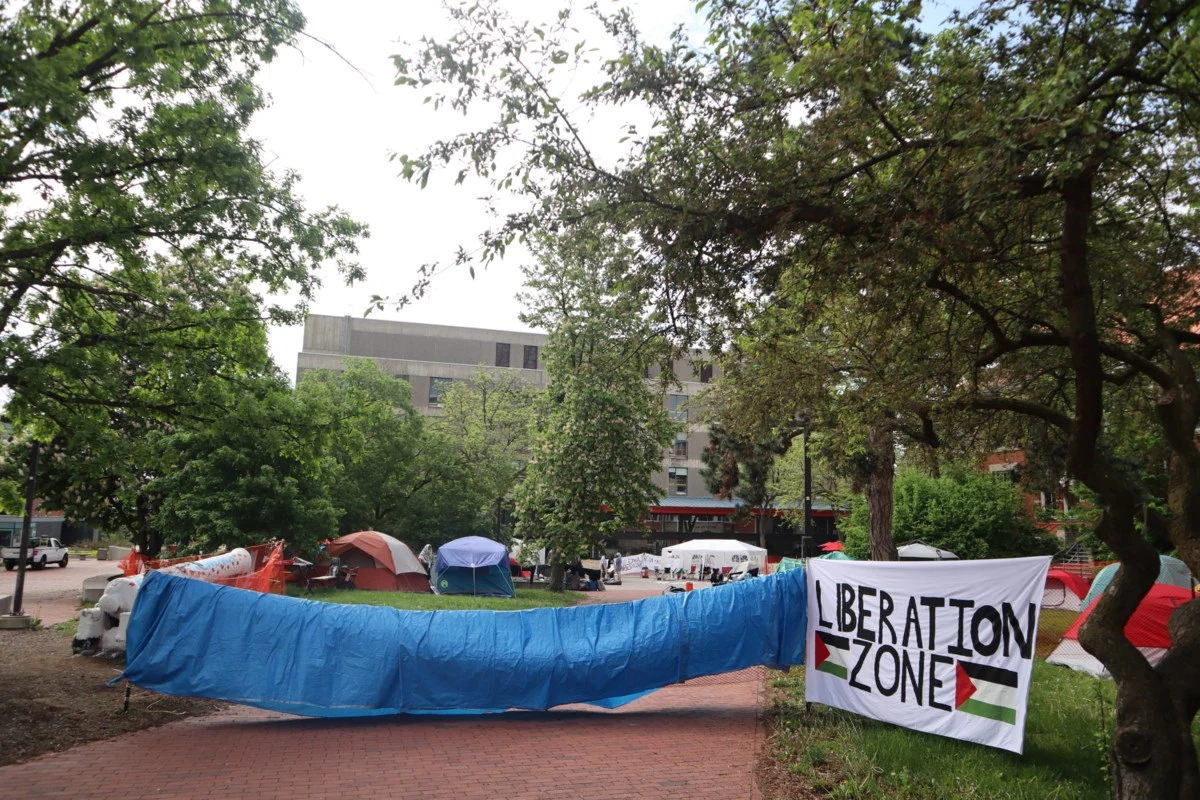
top-left (0, 627), bottom-right (225, 767)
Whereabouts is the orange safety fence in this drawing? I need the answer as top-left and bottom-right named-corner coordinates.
top-left (118, 549), bottom-right (148, 576)
top-left (212, 542), bottom-right (287, 595)
top-left (119, 541), bottom-right (286, 595)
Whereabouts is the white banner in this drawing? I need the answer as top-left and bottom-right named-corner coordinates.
top-left (806, 556), bottom-right (1051, 753)
top-left (614, 553), bottom-right (660, 574)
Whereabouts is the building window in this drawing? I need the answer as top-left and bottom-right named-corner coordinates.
top-left (523, 345), bottom-right (539, 370)
top-left (0, 522), bottom-right (34, 548)
top-left (668, 467), bottom-right (688, 495)
top-left (495, 343), bottom-right (510, 368)
top-left (699, 363), bottom-right (713, 383)
top-left (672, 431), bottom-right (688, 458)
top-left (988, 462), bottom-right (1020, 483)
top-left (428, 377), bottom-right (452, 406)
top-left (668, 394), bottom-right (688, 422)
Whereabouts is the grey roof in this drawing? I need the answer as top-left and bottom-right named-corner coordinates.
top-left (650, 495), bottom-right (837, 512)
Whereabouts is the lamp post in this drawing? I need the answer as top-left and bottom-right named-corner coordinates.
top-left (803, 428), bottom-right (813, 558)
top-left (793, 414), bottom-right (814, 558)
top-left (3, 440), bottom-right (39, 629)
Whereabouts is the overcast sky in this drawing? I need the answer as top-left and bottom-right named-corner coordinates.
top-left (253, 0), bottom-right (966, 382)
top-left (251, 0), bottom-right (699, 382)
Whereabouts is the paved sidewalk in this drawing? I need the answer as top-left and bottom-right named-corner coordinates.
top-left (0, 585), bottom-right (766, 800)
top-left (0, 669), bottom-right (764, 800)
top-left (0, 558), bottom-right (122, 625)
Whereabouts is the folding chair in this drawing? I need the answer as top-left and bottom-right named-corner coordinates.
top-left (308, 557), bottom-right (342, 591)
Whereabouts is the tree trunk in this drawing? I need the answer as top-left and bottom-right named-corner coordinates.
top-left (1076, 488), bottom-right (1200, 799)
top-left (756, 508), bottom-right (767, 550)
top-left (1057, 174), bottom-right (1200, 799)
top-left (865, 424), bottom-right (897, 561)
top-left (1106, 671), bottom-right (1199, 800)
top-left (548, 555), bottom-right (566, 593)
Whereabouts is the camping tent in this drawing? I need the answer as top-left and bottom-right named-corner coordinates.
top-left (776, 552), bottom-right (855, 572)
top-left (433, 536), bottom-right (515, 598)
top-left (326, 531), bottom-right (431, 592)
top-left (1046, 583), bottom-right (1193, 677)
top-left (661, 539), bottom-right (768, 576)
top-left (1042, 568), bottom-right (1090, 612)
top-left (897, 541), bottom-right (959, 561)
top-left (1081, 555), bottom-right (1194, 608)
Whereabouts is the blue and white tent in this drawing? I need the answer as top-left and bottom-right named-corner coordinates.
top-left (1081, 555), bottom-right (1194, 608)
top-left (433, 536), bottom-right (515, 598)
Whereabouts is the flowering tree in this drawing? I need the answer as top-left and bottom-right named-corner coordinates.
top-left (515, 234), bottom-right (674, 590)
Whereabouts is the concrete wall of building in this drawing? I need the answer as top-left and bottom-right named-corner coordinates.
top-left (297, 316), bottom-right (551, 416)
top-left (298, 313), bottom-right (716, 490)
top-left (646, 351), bottom-right (724, 385)
top-left (302, 315), bottom-right (547, 365)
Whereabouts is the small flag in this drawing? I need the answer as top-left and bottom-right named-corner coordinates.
top-left (956, 661), bottom-right (1019, 725)
top-left (814, 631), bottom-right (851, 679)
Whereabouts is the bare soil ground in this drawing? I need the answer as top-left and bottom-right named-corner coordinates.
top-left (0, 627), bottom-right (225, 767)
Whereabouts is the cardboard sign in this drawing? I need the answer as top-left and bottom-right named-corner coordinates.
top-left (806, 556), bottom-right (1051, 753)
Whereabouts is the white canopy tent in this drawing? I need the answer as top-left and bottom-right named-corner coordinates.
top-left (660, 539), bottom-right (768, 575)
top-left (897, 541), bottom-right (960, 561)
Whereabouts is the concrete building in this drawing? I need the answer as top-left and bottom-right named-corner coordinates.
top-left (296, 314), bottom-right (837, 554)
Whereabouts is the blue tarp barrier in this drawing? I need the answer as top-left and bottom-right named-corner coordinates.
top-left (118, 568), bottom-right (807, 717)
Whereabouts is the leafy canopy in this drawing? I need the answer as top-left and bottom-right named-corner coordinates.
top-left (841, 467), bottom-right (1059, 560)
top-left (0, 0), bottom-right (365, 416)
top-left (515, 232), bottom-right (675, 567)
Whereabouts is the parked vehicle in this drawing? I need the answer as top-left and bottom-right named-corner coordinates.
top-left (2, 537), bottom-right (69, 570)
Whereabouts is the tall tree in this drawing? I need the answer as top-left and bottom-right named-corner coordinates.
top-left (395, 1), bottom-right (1200, 791)
top-left (436, 370), bottom-right (538, 542)
top-left (841, 467), bottom-right (1059, 561)
top-left (0, 0), bottom-right (365, 418)
top-left (515, 233), bottom-right (674, 590)
top-left (295, 359), bottom-right (473, 545)
top-left (151, 375), bottom-right (337, 558)
top-left (701, 421), bottom-right (789, 550)
top-left (4, 288), bottom-right (308, 556)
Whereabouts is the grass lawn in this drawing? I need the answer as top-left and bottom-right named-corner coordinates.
top-left (286, 585), bottom-right (585, 611)
top-left (764, 606), bottom-right (1200, 799)
top-left (1036, 610), bottom-right (1079, 658)
top-left (765, 662), bottom-right (1128, 800)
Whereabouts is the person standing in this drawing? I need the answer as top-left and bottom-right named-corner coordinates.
top-left (600, 553), bottom-right (609, 579)
top-left (614, 552), bottom-right (623, 584)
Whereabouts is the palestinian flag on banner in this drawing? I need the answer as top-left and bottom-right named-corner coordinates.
top-left (813, 631), bottom-right (851, 679)
top-left (956, 661), bottom-right (1019, 725)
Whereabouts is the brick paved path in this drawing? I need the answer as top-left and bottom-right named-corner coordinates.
top-left (0, 669), bottom-right (764, 800)
top-left (0, 586), bottom-right (766, 800)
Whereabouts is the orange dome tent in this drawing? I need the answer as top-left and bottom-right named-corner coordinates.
top-left (326, 531), bottom-right (431, 592)
top-left (1046, 583), bottom-right (1193, 677)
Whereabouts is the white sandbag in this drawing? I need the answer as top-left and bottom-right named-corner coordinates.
top-left (76, 607), bottom-right (105, 640)
top-left (97, 574), bottom-right (144, 616)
